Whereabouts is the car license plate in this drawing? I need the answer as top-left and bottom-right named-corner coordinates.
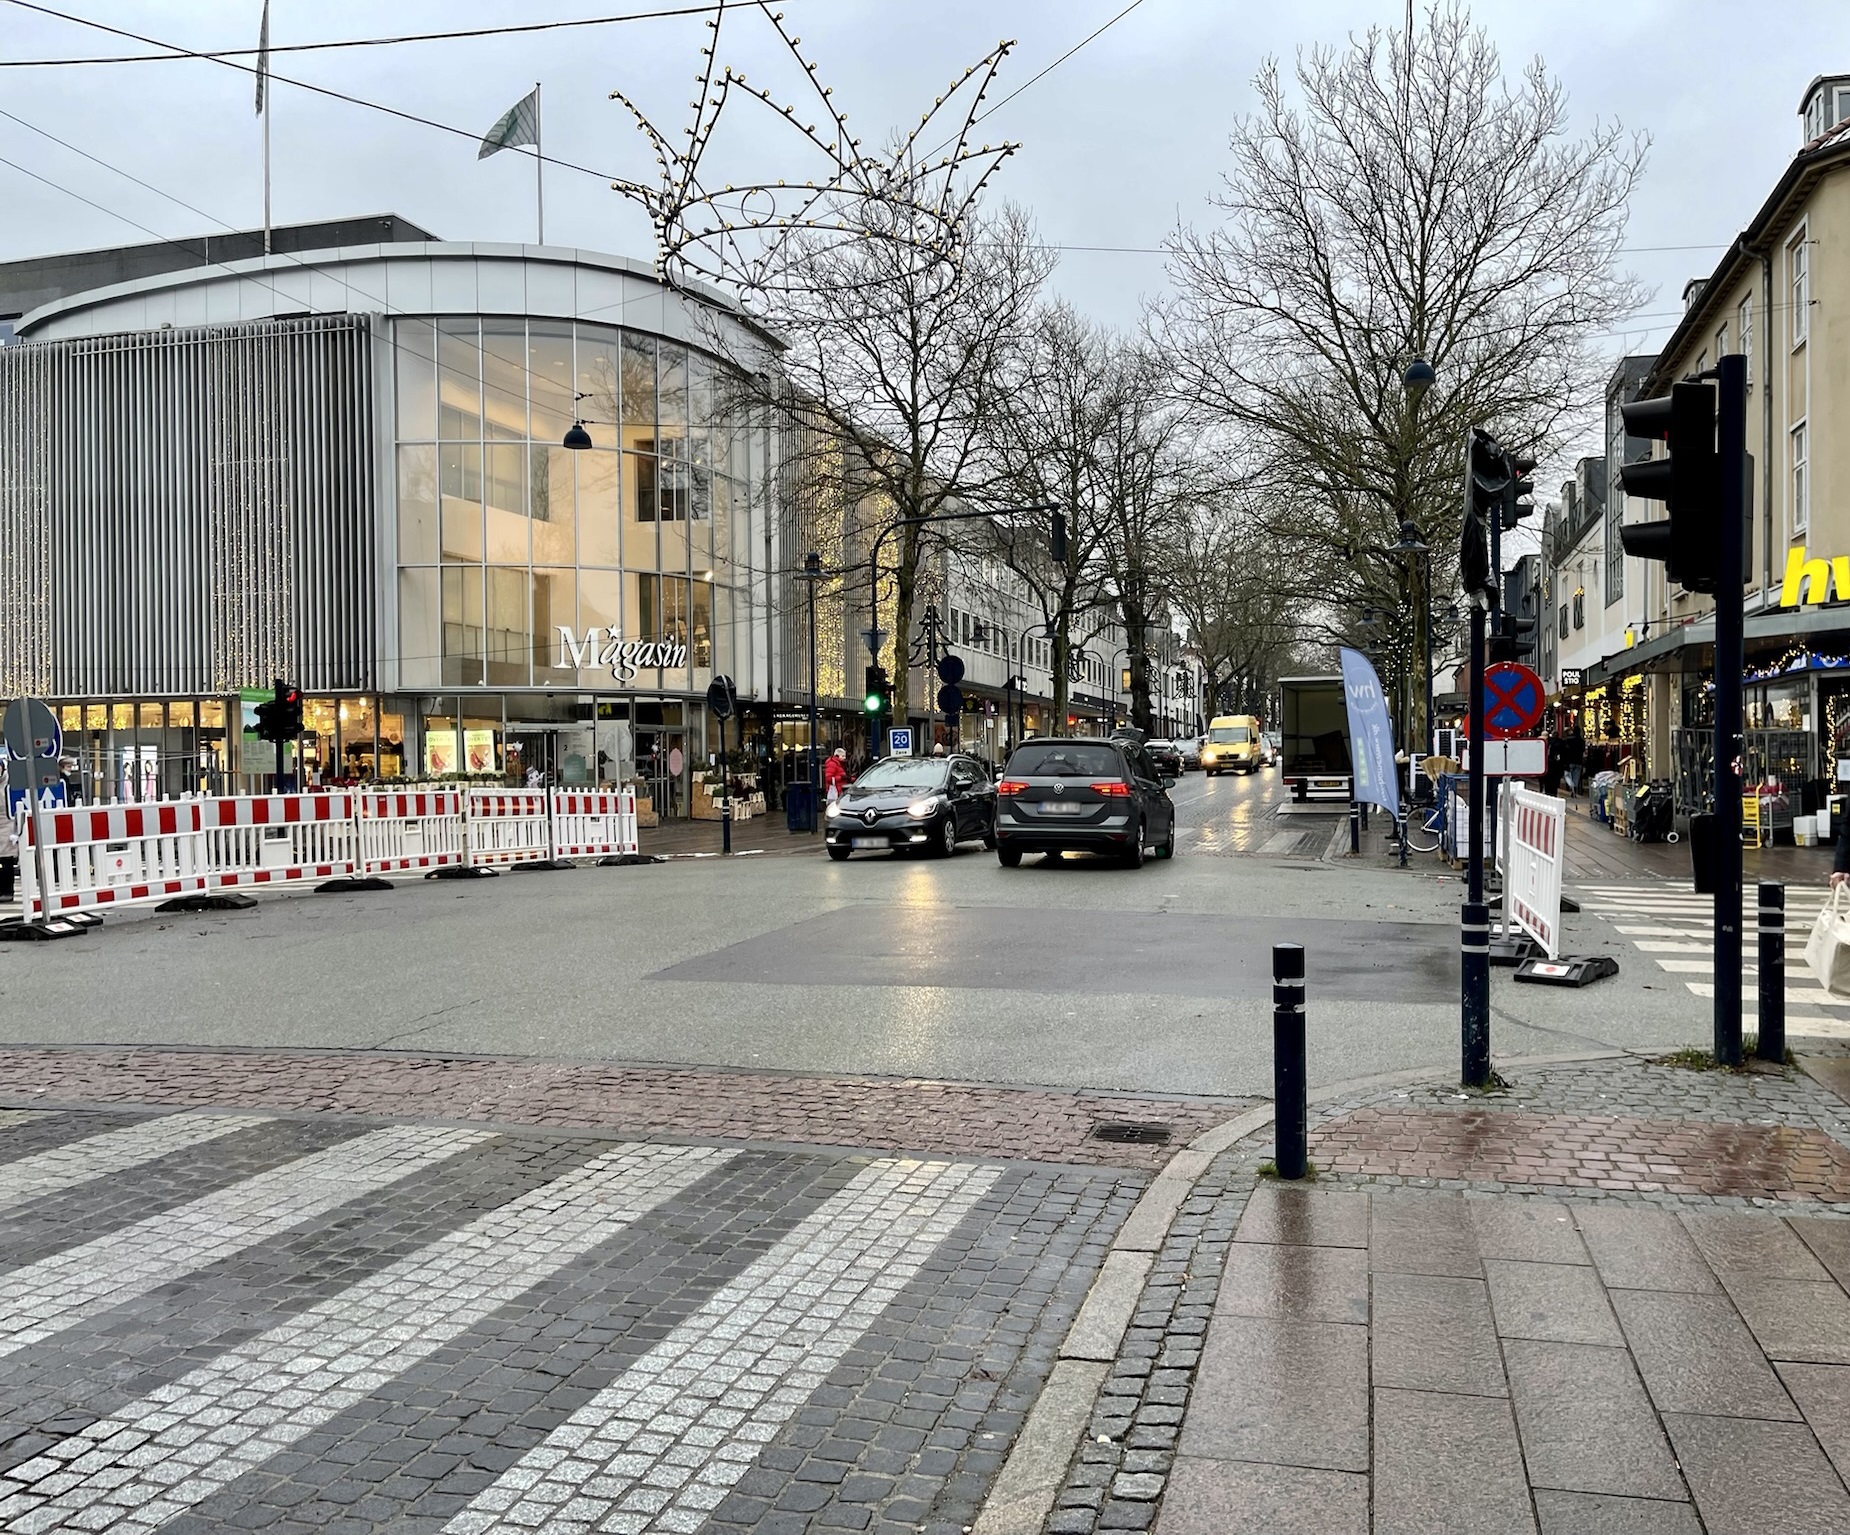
top-left (851, 836), bottom-right (886, 849)
top-left (1039, 801), bottom-right (1084, 815)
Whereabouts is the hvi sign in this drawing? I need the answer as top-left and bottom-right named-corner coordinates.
top-left (1779, 546), bottom-right (1850, 608)
top-left (557, 627), bottom-right (690, 682)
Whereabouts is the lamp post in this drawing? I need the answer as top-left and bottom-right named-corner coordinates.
top-left (800, 552), bottom-right (825, 833)
top-left (1401, 356), bottom-right (1436, 760)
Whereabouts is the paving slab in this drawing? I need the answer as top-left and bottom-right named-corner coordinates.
top-left (1778, 1362), bottom-right (1850, 1484)
top-left (1722, 1273), bottom-right (1850, 1364)
top-left (1155, 1456), bottom-right (1367, 1535)
top-left (1664, 1411), bottom-right (1850, 1535)
top-left (1370, 1189), bottom-right (1480, 1277)
top-left (1370, 1272), bottom-right (1506, 1396)
top-left (1214, 1241), bottom-right (1368, 1325)
top-left (1373, 1386), bottom-right (1535, 1535)
top-left (1230, 1183), bottom-right (1369, 1248)
top-left (1178, 1314), bottom-right (1368, 1473)
top-left (1792, 1215), bottom-right (1850, 1289)
top-left (1611, 1288), bottom-right (1802, 1419)
top-left (1683, 1212), bottom-right (1835, 1282)
top-left (1574, 1206), bottom-right (1721, 1293)
top-left (1532, 1490), bottom-right (1703, 1535)
top-left (1503, 1339), bottom-right (1686, 1499)
top-left (1468, 1199), bottom-right (1591, 1265)
top-left (1484, 1259), bottom-right (1624, 1345)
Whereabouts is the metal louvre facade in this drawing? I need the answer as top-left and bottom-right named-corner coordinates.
top-left (0, 314), bottom-right (375, 699)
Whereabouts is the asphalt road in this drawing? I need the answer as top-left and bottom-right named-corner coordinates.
top-left (0, 769), bottom-right (1723, 1095)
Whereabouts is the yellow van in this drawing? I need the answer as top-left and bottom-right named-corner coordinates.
top-left (1201, 715), bottom-right (1263, 776)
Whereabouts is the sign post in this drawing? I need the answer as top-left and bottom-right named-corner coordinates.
top-left (706, 675), bottom-right (738, 855)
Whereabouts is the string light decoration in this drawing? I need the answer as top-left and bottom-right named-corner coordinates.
top-left (605, 1), bottom-right (1020, 298)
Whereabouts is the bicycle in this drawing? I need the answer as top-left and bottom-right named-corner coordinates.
top-left (1391, 797), bottom-right (1445, 854)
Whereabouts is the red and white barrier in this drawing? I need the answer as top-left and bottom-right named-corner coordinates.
top-left (1505, 785), bottom-right (1567, 958)
top-left (20, 802), bottom-right (209, 918)
top-left (359, 791), bottom-right (466, 875)
top-left (465, 789), bottom-right (552, 868)
top-left (549, 789), bottom-right (639, 860)
top-left (201, 793), bottom-right (359, 890)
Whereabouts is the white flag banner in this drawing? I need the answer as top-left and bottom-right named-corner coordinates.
top-left (254, 0), bottom-right (271, 116)
top-left (479, 88), bottom-right (540, 159)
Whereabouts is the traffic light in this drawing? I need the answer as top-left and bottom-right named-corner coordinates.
top-left (1050, 509), bottom-right (1068, 564)
top-left (1618, 381), bottom-right (1718, 592)
top-left (1460, 428), bottom-right (1509, 598)
top-left (863, 665), bottom-right (888, 715)
top-left (1501, 453), bottom-right (1536, 530)
top-left (252, 680), bottom-right (302, 744)
top-left (1490, 606), bottom-right (1539, 663)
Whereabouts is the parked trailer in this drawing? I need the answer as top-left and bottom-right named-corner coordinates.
top-left (1279, 676), bottom-right (1353, 802)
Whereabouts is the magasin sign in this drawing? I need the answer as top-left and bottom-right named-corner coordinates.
top-left (556, 628), bottom-right (691, 682)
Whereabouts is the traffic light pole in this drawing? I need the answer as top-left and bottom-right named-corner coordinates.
top-left (1713, 354), bottom-right (1747, 1065)
top-left (1462, 594), bottom-right (1491, 1088)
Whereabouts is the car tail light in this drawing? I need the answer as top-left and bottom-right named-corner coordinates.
top-left (996, 779), bottom-right (1029, 796)
top-left (1089, 781), bottom-right (1133, 797)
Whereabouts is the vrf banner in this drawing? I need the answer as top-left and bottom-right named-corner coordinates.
top-left (1338, 647), bottom-right (1399, 820)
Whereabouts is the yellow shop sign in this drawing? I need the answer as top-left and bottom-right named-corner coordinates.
top-left (1779, 546), bottom-right (1850, 607)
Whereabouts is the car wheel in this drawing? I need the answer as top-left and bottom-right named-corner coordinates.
top-left (996, 845), bottom-right (1022, 868)
top-left (937, 816), bottom-right (958, 858)
top-left (1121, 820), bottom-right (1146, 869)
top-left (827, 846), bottom-right (850, 862)
top-left (1155, 819), bottom-right (1176, 859)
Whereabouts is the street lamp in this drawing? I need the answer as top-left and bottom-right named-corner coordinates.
top-left (561, 392), bottom-right (598, 451)
top-left (1402, 355), bottom-right (1435, 405)
top-left (798, 553), bottom-right (826, 833)
top-left (1400, 353), bottom-right (1438, 764)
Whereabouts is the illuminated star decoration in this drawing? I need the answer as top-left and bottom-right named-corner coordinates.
top-left (607, 0), bottom-right (1019, 299)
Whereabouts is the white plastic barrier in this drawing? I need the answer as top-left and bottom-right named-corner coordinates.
top-left (464, 789), bottom-right (552, 868)
top-left (1505, 784), bottom-right (1567, 958)
top-left (20, 802), bottom-right (209, 919)
top-left (200, 793), bottom-right (359, 891)
top-left (358, 790), bottom-right (467, 875)
top-left (549, 789), bottom-right (640, 859)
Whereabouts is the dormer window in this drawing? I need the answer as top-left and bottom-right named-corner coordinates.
top-left (1800, 75), bottom-right (1850, 142)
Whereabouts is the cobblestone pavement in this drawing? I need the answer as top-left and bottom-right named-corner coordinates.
top-left (0, 1104), bottom-right (1143, 1535)
top-left (1040, 1052), bottom-right (1850, 1535)
top-left (0, 1047), bottom-right (1248, 1171)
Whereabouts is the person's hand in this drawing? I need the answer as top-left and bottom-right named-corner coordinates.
top-left (1832, 872), bottom-right (1848, 890)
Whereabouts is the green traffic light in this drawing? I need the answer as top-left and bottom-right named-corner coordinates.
top-left (863, 692), bottom-right (881, 713)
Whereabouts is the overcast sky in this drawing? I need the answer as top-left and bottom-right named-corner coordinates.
top-left (5, 0), bottom-right (1850, 471)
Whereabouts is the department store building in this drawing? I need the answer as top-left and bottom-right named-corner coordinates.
top-left (0, 217), bottom-right (779, 815)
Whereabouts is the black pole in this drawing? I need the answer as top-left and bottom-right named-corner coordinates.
top-left (1349, 797), bottom-right (1360, 855)
top-left (1715, 353), bottom-right (1747, 1066)
top-left (1756, 880), bottom-right (1785, 1064)
top-left (807, 568), bottom-right (820, 834)
top-left (1462, 597), bottom-right (1491, 1086)
top-left (1272, 942), bottom-right (1307, 1180)
top-left (720, 711), bottom-right (732, 856)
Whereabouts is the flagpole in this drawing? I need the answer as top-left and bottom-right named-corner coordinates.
top-left (263, 96), bottom-right (272, 255)
top-left (257, 0), bottom-right (272, 255)
top-left (534, 81), bottom-right (544, 246)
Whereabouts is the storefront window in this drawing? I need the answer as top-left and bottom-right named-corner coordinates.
top-left (442, 566), bottom-right (485, 686)
top-left (111, 703), bottom-right (133, 730)
top-left (485, 566), bottom-right (529, 686)
top-left (59, 705), bottom-right (80, 730)
top-left (138, 702), bottom-right (163, 729)
top-left (200, 700), bottom-right (225, 730)
top-left (532, 568), bottom-right (576, 684)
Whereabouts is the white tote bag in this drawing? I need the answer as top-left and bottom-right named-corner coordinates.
top-left (1804, 885), bottom-right (1850, 996)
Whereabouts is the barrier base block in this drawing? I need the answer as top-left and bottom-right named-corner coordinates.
top-left (0, 917), bottom-right (87, 940)
top-left (1513, 954), bottom-right (1620, 988)
top-left (597, 853), bottom-right (663, 866)
top-left (1488, 935), bottom-right (1538, 966)
top-left (315, 877), bottom-right (394, 894)
top-left (1560, 894), bottom-right (1581, 913)
top-left (507, 859), bottom-right (576, 873)
top-left (426, 866), bottom-right (499, 880)
top-left (157, 893), bottom-right (258, 912)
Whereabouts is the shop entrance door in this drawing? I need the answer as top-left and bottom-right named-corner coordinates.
top-left (635, 724), bottom-right (689, 818)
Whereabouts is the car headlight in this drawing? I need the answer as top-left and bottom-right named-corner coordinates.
top-left (906, 796), bottom-right (942, 818)
top-left (826, 801), bottom-right (842, 817)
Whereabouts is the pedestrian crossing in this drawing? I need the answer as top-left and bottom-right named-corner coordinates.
top-left (0, 1108), bottom-right (1052, 1535)
top-left (1573, 881), bottom-right (1850, 1038)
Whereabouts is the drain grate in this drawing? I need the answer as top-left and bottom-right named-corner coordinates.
top-left (1089, 1121), bottom-right (1173, 1146)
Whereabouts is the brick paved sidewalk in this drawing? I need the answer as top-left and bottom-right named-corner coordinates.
top-left (1038, 1052), bottom-right (1850, 1535)
top-left (0, 1046), bottom-right (1247, 1171)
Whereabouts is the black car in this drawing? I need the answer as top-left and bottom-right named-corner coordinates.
top-left (825, 754), bottom-right (996, 860)
top-left (1144, 739), bottom-right (1183, 779)
top-left (993, 737), bottom-right (1177, 867)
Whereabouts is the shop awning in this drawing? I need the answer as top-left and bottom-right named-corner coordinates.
top-left (1583, 601), bottom-right (1850, 686)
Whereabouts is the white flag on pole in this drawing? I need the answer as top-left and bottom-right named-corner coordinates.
top-left (255, 0), bottom-right (271, 116)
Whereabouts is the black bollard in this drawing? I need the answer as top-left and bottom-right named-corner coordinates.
top-left (1756, 881), bottom-right (1784, 1064)
top-left (1461, 899), bottom-right (1491, 1086)
top-left (1349, 799), bottom-right (1360, 855)
top-left (1273, 943), bottom-right (1308, 1179)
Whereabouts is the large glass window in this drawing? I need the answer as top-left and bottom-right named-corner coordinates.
top-left (438, 318), bottom-right (481, 440)
top-left (442, 566), bottom-right (484, 686)
top-left (532, 568), bottom-right (576, 683)
top-left (529, 321), bottom-right (575, 443)
top-left (395, 318), bottom-right (437, 439)
top-left (530, 444), bottom-right (576, 565)
top-left (481, 321), bottom-right (529, 441)
top-left (578, 451), bottom-right (619, 566)
top-left (485, 565), bottom-right (529, 685)
top-left (398, 445), bottom-right (438, 563)
top-left (440, 443), bottom-right (483, 563)
top-left (399, 567), bottom-right (440, 688)
top-left (577, 330), bottom-right (622, 449)
top-left (485, 442), bottom-right (529, 563)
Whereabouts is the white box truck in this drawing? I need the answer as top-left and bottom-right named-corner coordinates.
top-left (1279, 676), bottom-right (1353, 802)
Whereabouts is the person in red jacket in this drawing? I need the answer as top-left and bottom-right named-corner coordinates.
top-left (822, 747), bottom-right (850, 801)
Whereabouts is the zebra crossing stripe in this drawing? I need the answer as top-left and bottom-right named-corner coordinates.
top-left (0, 1113), bottom-right (271, 1213)
top-left (445, 1156), bottom-right (999, 1535)
top-left (0, 1123), bottom-right (492, 1359)
top-left (0, 1141), bottom-right (734, 1535)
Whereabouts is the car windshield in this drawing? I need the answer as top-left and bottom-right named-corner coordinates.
top-left (1006, 743), bottom-right (1124, 778)
top-left (854, 760), bottom-right (948, 791)
top-left (1210, 726), bottom-right (1250, 743)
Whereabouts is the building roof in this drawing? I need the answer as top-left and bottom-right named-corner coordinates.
top-left (0, 214), bottom-right (436, 322)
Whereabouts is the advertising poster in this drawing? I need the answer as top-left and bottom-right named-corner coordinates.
top-left (424, 729), bottom-right (458, 777)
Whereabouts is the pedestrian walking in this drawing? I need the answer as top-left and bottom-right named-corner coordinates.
top-left (823, 746), bottom-right (850, 803)
top-left (1830, 804), bottom-right (1850, 890)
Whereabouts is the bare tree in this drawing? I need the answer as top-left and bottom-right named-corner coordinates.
top-left (1162, 501), bottom-right (1301, 719)
top-left (1153, 2), bottom-right (1647, 750)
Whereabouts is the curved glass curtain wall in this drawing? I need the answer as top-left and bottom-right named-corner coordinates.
top-left (392, 316), bottom-right (762, 695)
